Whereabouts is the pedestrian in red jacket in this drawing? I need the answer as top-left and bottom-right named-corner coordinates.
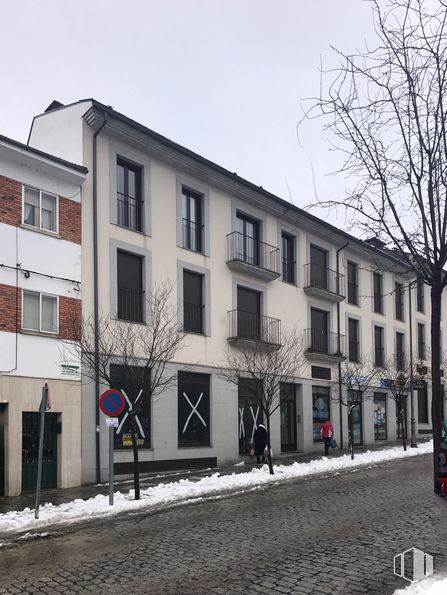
top-left (320, 419), bottom-right (334, 456)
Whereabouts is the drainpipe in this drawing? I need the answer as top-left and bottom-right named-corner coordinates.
top-left (93, 112), bottom-right (108, 484)
top-left (336, 239), bottom-right (350, 451)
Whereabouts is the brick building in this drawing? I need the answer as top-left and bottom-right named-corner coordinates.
top-left (0, 135), bottom-right (86, 496)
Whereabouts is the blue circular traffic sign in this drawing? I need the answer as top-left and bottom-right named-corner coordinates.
top-left (100, 389), bottom-right (126, 417)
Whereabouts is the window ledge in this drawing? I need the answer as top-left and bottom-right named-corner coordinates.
top-left (20, 328), bottom-right (59, 338)
top-left (20, 223), bottom-right (61, 239)
top-left (179, 244), bottom-right (207, 257)
top-left (178, 444), bottom-right (212, 449)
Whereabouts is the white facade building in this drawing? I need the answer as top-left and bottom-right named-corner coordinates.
top-left (28, 99), bottom-right (437, 485)
top-left (0, 134), bottom-right (86, 496)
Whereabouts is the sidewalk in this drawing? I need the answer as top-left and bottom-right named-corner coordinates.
top-left (0, 439), bottom-right (427, 515)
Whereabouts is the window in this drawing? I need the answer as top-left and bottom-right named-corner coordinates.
top-left (396, 332), bottom-right (405, 371)
top-left (117, 250), bottom-right (144, 322)
top-left (347, 261), bottom-right (359, 305)
top-left (373, 272), bottom-right (383, 314)
top-left (417, 323), bottom-right (426, 360)
top-left (312, 386), bottom-right (330, 442)
top-left (182, 187), bottom-right (202, 252)
top-left (238, 377), bottom-right (263, 454)
top-left (110, 364), bottom-right (151, 449)
top-left (417, 382), bottom-right (429, 423)
top-left (310, 245), bottom-right (328, 290)
top-left (348, 390), bottom-right (363, 445)
top-left (374, 325), bottom-right (384, 367)
top-left (310, 308), bottom-right (329, 353)
top-left (374, 394), bottom-right (387, 440)
top-left (416, 279), bottom-right (425, 313)
top-left (348, 318), bottom-right (360, 362)
top-left (237, 286), bottom-right (261, 340)
top-left (22, 290), bottom-right (58, 333)
top-left (178, 372), bottom-right (210, 447)
top-left (235, 212), bottom-right (260, 265)
top-left (281, 232), bottom-right (295, 284)
top-left (395, 282), bottom-right (404, 321)
top-left (117, 159), bottom-right (142, 231)
top-left (183, 270), bottom-right (203, 334)
top-left (23, 186), bottom-right (58, 232)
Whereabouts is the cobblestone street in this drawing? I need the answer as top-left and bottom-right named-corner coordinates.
top-left (0, 454), bottom-right (445, 595)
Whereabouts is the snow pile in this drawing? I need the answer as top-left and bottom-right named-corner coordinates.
top-left (394, 575), bottom-right (447, 594)
top-left (0, 440), bottom-right (433, 537)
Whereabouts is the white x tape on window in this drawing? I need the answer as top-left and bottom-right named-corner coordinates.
top-left (182, 392), bottom-right (206, 434)
top-left (116, 388), bottom-right (145, 439)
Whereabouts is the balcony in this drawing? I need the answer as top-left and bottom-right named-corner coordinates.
top-left (117, 192), bottom-right (142, 232)
top-left (226, 232), bottom-right (280, 281)
top-left (227, 309), bottom-right (281, 349)
top-left (303, 263), bottom-right (345, 303)
top-left (304, 329), bottom-right (346, 362)
top-left (118, 286), bottom-right (144, 323)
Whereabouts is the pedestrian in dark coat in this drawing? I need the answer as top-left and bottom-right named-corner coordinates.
top-left (253, 424), bottom-right (268, 463)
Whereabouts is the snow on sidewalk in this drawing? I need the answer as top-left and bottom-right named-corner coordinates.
top-left (0, 440), bottom-right (433, 538)
top-left (394, 575), bottom-right (447, 594)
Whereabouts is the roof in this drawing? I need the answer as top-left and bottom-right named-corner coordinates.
top-left (0, 133), bottom-right (88, 175)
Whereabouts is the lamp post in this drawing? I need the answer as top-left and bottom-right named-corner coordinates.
top-left (408, 280), bottom-right (417, 448)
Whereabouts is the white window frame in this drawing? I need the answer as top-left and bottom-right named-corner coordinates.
top-left (22, 290), bottom-right (59, 334)
top-left (22, 185), bottom-right (59, 233)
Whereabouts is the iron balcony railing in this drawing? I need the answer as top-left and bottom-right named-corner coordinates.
top-left (282, 257), bottom-right (296, 283)
top-left (227, 232), bottom-right (280, 275)
top-left (305, 328), bottom-right (345, 357)
top-left (117, 192), bottom-right (142, 231)
top-left (183, 302), bottom-right (204, 334)
top-left (182, 218), bottom-right (202, 253)
top-left (118, 286), bottom-right (144, 323)
top-left (228, 309), bottom-right (281, 346)
top-left (303, 263), bottom-right (344, 296)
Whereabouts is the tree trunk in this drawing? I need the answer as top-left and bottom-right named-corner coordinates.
top-left (400, 408), bottom-right (407, 452)
top-left (130, 415), bottom-right (140, 500)
top-left (431, 280), bottom-right (444, 493)
top-left (266, 413), bottom-right (274, 475)
top-left (349, 408), bottom-right (354, 460)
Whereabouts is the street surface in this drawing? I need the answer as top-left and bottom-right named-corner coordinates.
top-left (0, 454), bottom-right (445, 594)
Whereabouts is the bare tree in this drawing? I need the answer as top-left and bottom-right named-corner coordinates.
top-left (72, 281), bottom-right (185, 500)
top-left (335, 357), bottom-right (381, 459)
top-left (218, 328), bottom-right (305, 475)
top-left (302, 0), bottom-right (447, 492)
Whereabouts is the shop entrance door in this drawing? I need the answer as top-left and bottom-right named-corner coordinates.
top-left (22, 412), bottom-right (58, 491)
top-left (280, 384), bottom-right (297, 451)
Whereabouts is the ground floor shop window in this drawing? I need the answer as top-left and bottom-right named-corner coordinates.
top-left (396, 395), bottom-right (408, 440)
top-left (110, 364), bottom-right (151, 449)
top-left (312, 386), bottom-right (330, 442)
top-left (238, 378), bottom-right (263, 454)
top-left (178, 371), bottom-right (210, 447)
top-left (374, 393), bottom-right (387, 440)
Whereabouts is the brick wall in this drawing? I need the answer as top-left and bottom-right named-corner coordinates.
top-left (0, 176), bottom-right (22, 226)
top-left (0, 283), bottom-right (20, 333)
top-left (59, 197), bottom-right (81, 244)
top-left (0, 175), bottom-right (81, 244)
top-left (59, 296), bottom-right (81, 341)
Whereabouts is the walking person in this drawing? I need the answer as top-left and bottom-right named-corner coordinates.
top-left (253, 423), bottom-right (268, 464)
top-left (320, 418), bottom-right (334, 456)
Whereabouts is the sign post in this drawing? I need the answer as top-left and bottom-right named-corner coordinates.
top-left (99, 389), bottom-right (126, 506)
top-left (34, 383), bottom-right (49, 520)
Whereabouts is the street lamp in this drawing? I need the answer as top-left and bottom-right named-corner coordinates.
top-left (408, 280), bottom-right (417, 448)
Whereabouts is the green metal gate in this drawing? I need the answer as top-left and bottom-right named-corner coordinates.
top-left (0, 410), bottom-right (4, 497)
top-left (22, 412), bottom-right (58, 491)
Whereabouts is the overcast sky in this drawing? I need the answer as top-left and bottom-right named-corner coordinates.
top-left (0, 0), bottom-right (377, 225)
